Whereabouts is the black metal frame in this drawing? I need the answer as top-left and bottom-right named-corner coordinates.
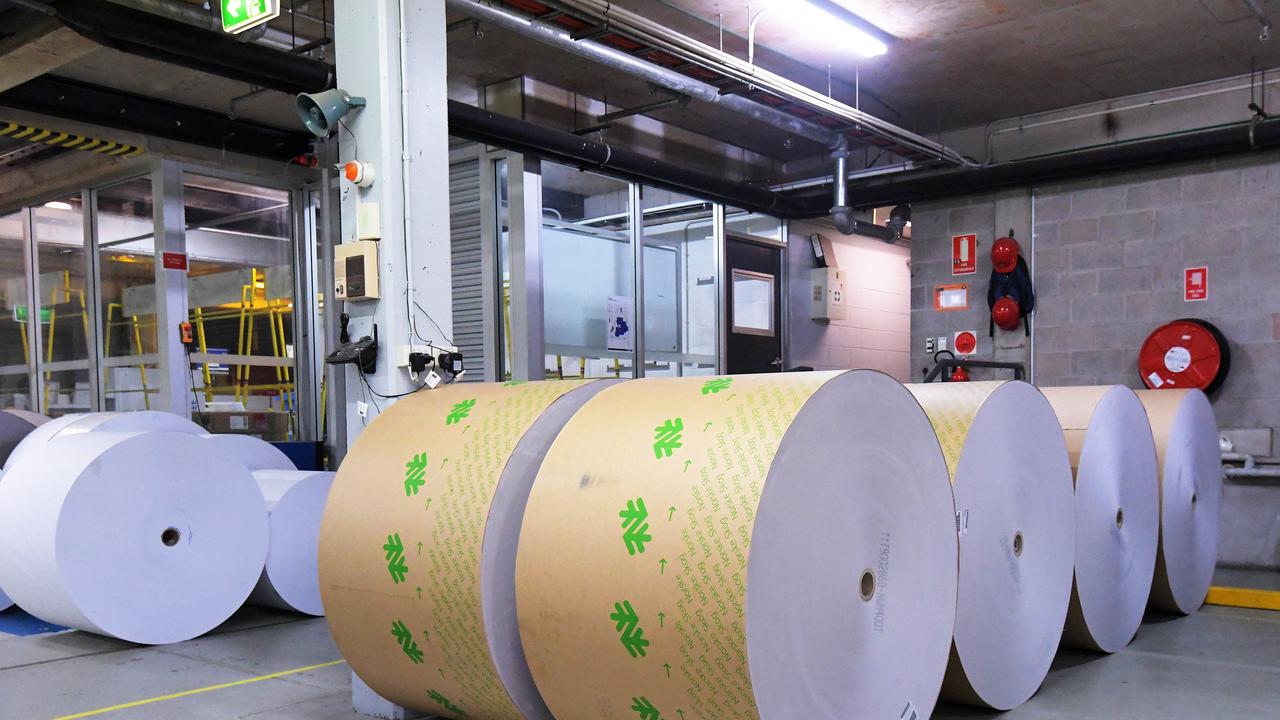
top-left (923, 358), bottom-right (1026, 383)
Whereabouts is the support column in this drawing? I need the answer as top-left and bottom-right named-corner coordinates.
top-left (334, 0), bottom-right (452, 437)
top-left (507, 153), bottom-right (544, 382)
top-left (152, 159), bottom-right (188, 417)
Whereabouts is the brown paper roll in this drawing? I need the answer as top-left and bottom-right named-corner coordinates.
top-left (319, 379), bottom-right (610, 719)
top-left (517, 370), bottom-right (958, 720)
top-left (906, 381), bottom-right (1075, 710)
top-left (1135, 389), bottom-right (1221, 614)
top-left (1040, 386), bottom-right (1159, 652)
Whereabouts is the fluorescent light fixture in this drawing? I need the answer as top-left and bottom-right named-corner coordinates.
top-left (769, 0), bottom-right (890, 58)
top-left (43, 200), bottom-right (73, 211)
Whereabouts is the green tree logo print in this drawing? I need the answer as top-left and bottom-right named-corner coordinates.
top-left (404, 452), bottom-right (428, 496)
top-left (426, 689), bottom-right (466, 716)
top-left (701, 377), bottom-right (733, 395)
top-left (391, 620), bottom-right (424, 664)
top-left (611, 600), bottom-right (650, 658)
top-left (445, 398), bottom-right (476, 425)
top-left (631, 696), bottom-right (660, 720)
top-left (383, 533), bottom-right (408, 584)
top-left (652, 418), bottom-right (683, 458)
top-left (619, 498), bottom-right (651, 556)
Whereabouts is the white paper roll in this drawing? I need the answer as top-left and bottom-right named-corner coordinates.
top-left (1136, 389), bottom-right (1221, 614)
top-left (0, 431), bottom-right (268, 643)
top-left (907, 381), bottom-right (1075, 710)
top-left (1041, 386), bottom-right (1159, 652)
top-left (517, 371), bottom-right (958, 720)
top-left (4, 411), bottom-right (206, 471)
top-left (202, 433), bottom-right (296, 471)
top-left (249, 470), bottom-right (334, 615)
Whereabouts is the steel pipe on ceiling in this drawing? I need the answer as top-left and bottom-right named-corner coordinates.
top-left (446, 0), bottom-right (842, 150)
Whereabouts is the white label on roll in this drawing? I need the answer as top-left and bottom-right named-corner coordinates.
top-left (1147, 372), bottom-right (1164, 388)
top-left (955, 509), bottom-right (970, 537)
top-left (900, 701), bottom-right (920, 720)
top-left (1164, 346), bottom-right (1191, 373)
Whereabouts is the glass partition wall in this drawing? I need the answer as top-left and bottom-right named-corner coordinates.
top-left (493, 155), bottom-right (784, 380)
top-left (0, 167), bottom-right (313, 440)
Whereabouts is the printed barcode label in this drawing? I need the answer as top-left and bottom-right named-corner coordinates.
top-left (900, 701), bottom-right (919, 720)
top-left (955, 509), bottom-right (969, 537)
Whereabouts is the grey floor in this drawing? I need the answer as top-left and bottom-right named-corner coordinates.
top-left (1, 604), bottom-right (1277, 719)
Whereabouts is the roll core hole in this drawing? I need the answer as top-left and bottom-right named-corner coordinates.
top-left (1191, 492), bottom-right (1198, 508)
top-left (1012, 531), bottom-right (1024, 557)
top-left (859, 570), bottom-right (875, 602)
top-left (161, 527), bottom-right (181, 547)
top-left (1115, 508), bottom-right (1125, 529)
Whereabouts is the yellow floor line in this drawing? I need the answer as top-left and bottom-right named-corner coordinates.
top-left (1204, 585), bottom-right (1280, 611)
top-left (50, 659), bottom-right (347, 720)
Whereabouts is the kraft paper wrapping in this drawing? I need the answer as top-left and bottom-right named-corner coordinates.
top-left (319, 379), bottom-right (612, 719)
top-left (1040, 386), bottom-right (1158, 653)
top-left (1135, 389), bottom-right (1221, 614)
top-left (905, 381), bottom-right (1075, 710)
top-left (0, 430), bottom-right (268, 643)
top-left (517, 370), bottom-right (958, 720)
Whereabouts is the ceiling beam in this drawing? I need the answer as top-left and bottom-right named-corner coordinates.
top-left (0, 17), bottom-right (98, 93)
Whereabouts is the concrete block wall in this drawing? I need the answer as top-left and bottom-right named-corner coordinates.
top-left (908, 150), bottom-right (1280, 570)
top-left (788, 220), bottom-right (911, 381)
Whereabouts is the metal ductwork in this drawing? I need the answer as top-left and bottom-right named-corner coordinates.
top-left (793, 116), bottom-right (1280, 212)
top-left (445, 0), bottom-right (841, 150)
top-left (448, 100), bottom-right (817, 218)
top-left (37, 0), bottom-right (333, 95)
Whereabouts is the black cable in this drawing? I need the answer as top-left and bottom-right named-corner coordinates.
top-left (358, 367), bottom-right (428, 400)
top-left (184, 345), bottom-right (206, 426)
top-left (413, 300), bottom-right (456, 346)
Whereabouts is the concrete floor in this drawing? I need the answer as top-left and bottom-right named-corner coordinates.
top-left (0, 604), bottom-right (1277, 719)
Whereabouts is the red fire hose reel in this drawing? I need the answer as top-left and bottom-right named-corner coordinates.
top-left (1138, 318), bottom-right (1231, 394)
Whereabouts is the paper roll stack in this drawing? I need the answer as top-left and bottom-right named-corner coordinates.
top-left (320, 379), bottom-right (614, 719)
top-left (4, 410), bottom-right (205, 471)
top-left (1041, 386), bottom-right (1159, 652)
top-left (517, 371), bottom-right (958, 720)
top-left (1136, 389), bottom-right (1221, 614)
top-left (0, 429), bottom-right (268, 643)
top-left (906, 380), bottom-right (1075, 710)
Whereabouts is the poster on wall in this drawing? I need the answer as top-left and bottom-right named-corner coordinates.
top-left (1184, 266), bottom-right (1208, 302)
top-left (606, 295), bottom-right (635, 351)
top-left (952, 233), bottom-right (977, 275)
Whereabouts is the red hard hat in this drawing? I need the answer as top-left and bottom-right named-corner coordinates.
top-left (992, 296), bottom-right (1021, 331)
top-left (991, 236), bottom-right (1020, 273)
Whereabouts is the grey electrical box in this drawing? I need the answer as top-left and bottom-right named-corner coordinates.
top-left (335, 240), bottom-right (379, 301)
top-left (809, 267), bottom-right (847, 320)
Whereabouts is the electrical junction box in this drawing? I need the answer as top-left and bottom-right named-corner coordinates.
top-left (810, 267), bottom-right (846, 320)
top-left (335, 240), bottom-right (379, 301)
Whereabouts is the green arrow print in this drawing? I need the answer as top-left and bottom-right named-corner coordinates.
top-left (631, 696), bottom-right (660, 720)
top-left (619, 498), bottom-right (651, 556)
top-left (611, 600), bottom-right (650, 659)
top-left (404, 452), bottom-right (428, 496)
top-left (426, 689), bottom-right (466, 716)
top-left (383, 532), bottom-right (408, 584)
top-left (391, 620), bottom-right (424, 664)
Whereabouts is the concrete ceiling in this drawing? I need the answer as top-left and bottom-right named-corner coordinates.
top-left (618, 0), bottom-right (1280, 133)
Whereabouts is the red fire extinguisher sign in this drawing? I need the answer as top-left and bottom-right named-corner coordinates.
top-left (952, 233), bottom-right (977, 275)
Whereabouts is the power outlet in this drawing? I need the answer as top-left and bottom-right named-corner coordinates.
top-left (925, 337), bottom-right (937, 354)
top-left (396, 342), bottom-right (460, 368)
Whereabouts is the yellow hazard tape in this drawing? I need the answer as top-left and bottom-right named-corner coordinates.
top-left (0, 121), bottom-right (143, 158)
top-left (1204, 586), bottom-right (1280, 611)
top-left (49, 659), bottom-right (347, 719)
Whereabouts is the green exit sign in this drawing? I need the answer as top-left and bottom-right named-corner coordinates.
top-left (221, 0), bottom-right (281, 34)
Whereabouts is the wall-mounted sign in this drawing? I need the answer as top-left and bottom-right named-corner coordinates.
top-left (162, 252), bottom-right (188, 272)
top-left (1184, 266), bottom-right (1208, 302)
top-left (221, 0), bottom-right (280, 34)
top-left (605, 295), bottom-right (634, 351)
top-left (952, 233), bottom-right (977, 275)
top-left (933, 283), bottom-right (969, 312)
top-left (954, 330), bottom-right (978, 356)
